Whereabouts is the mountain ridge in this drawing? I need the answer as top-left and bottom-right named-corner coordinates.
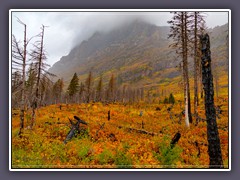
top-left (49, 21), bottom-right (228, 89)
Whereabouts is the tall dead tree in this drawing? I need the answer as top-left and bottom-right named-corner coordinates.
top-left (190, 12), bottom-right (206, 125)
top-left (12, 18), bottom-right (33, 136)
top-left (53, 78), bottom-right (64, 104)
top-left (200, 33), bottom-right (223, 168)
top-left (107, 74), bottom-right (116, 102)
top-left (193, 12), bottom-right (199, 120)
top-left (198, 21), bottom-right (207, 99)
top-left (85, 71), bottom-right (93, 103)
top-left (168, 12), bottom-right (192, 127)
top-left (25, 63), bottom-right (37, 107)
top-left (79, 82), bottom-right (85, 103)
top-left (96, 76), bottom-right (103, 102)
top-left (30, 25), bottom-right (53, 128)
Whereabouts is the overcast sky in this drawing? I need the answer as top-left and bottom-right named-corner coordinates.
top-left (11, 11), bottom-right (229, 67)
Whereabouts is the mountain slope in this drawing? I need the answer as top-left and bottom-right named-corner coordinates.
top-left (49, 21), bottom-right (228, 89)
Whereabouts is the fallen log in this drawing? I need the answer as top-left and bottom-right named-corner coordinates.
top-left (74, 116), bottom-right (88, 125)
top-left (64, 116), bottom-right (88, 144)
top-left (118, 126), bottom-right (157, 136)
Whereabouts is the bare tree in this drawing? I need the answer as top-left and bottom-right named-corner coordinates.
top-left (29, 25), bottom-right (53, 128)
top-left (85, 71), bottom-right (93, 103)
top-left (79, 82), bottom-right (85, 103)
top-left (96, 76), bottom-right (103, 102)
top-left (168, 12), bottom-right (192, 127)
top-left (12, 18), bottom-right (34, 136)
top-left (53, 78), bottom-right (64, 104)
top-left (190, 12), bottom-right (206, 125)
top-left (107, 74), bottom-right (116, 102)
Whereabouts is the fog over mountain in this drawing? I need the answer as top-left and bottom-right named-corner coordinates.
top-left (49, 20), bottom-right (228, 89)
top-left (12, 11), bottom-right (228, 67)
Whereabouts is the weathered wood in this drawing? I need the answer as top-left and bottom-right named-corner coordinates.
top-left (108, 110), bottom-right (110, 121)
top-left (200, 33), bottom-right (223, 168)
top-left (118, 126), bottom-right (157, 136)
top-left (170, 132), bottom-right (181, 148)
top-left (64, 116), bottom-right (88, 144)
top-left (74, 115), bottom-right (88, 125)
top-left (195, 141), bottom-right (201, 158)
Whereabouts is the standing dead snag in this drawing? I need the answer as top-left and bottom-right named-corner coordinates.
top-left (108, 110), bottom-right (110, 121)
top-left (12, 18), bottom-right (33, 136)
top-left (200, 33), bottom-right (223, 168)
top-left (30, 25), bottom-right (53, 129)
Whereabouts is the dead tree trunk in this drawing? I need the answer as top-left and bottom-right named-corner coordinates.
top-left (18, 20), bottom-right (27, 136)
top-left (31, 25), bottom-right (45, 129)
top-left (108, 110), bottom-right (110, 121)
top-left (194, 12), bottom-right (199, 124)
top-left (200, 33), bottom-right (223, 168)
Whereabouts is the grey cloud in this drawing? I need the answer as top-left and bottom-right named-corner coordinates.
top-left (11, 11), bottom-right (229, 67)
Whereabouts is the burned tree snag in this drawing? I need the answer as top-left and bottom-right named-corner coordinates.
top-left (200, 33), bottom-right (223, 168)
top-left (170, 132), bottom-right (181, 148)
top-left (108, 110), bottom-right (110, 121)
top-left (141, 120), bottom-right (144, 129)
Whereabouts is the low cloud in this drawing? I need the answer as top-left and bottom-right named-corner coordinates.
top-left (11, 11), bottom-right (228, 67)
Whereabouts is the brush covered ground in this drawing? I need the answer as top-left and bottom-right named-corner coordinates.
top-left (11, 95), bottom-right (229, 169)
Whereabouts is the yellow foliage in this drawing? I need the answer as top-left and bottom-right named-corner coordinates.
top-left (11, 94), bottom-right (229, 168)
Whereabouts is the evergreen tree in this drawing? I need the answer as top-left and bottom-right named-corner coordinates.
top-left (169, 93), bottom-right (175, 104)
top-left (163, 97), bottom-right (169, 104)
top-left (67, 72), bottom-right (79, 97)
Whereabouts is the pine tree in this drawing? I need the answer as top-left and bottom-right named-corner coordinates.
top-left (163, 97), bottom-right (169, 104)
top-left (67, 73), bottom-right (79, 98)
top-left (169, 93), bottom-right (175, 104)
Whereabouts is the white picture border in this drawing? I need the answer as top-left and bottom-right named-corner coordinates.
top-left (9, 9), bottom-right (231, 171)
